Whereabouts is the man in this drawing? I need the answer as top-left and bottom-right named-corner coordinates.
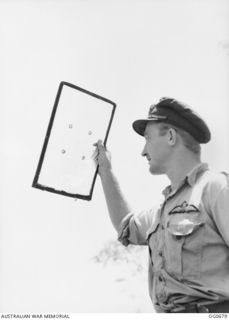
top-left (94, 97), bottom-right (229, 313)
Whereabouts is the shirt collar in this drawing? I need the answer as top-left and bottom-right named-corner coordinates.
top-left (187, 162), bottom-right (209, 186)
top-left (162, 162), bottom-right (209, 198)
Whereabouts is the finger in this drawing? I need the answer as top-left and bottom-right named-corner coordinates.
top-left (93, 139), bottom-right (104, 147)
top-left (97, 140), bottom-right (103, 147)
top-left (98, 140), bottom-right (106, 151)
top-left (91, 148), bottom-right (99, 159)
top-left (92, 152), bottom-right (98, 163)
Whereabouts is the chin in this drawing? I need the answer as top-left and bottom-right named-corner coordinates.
top-left (149, 165), bottom-right (163, 175)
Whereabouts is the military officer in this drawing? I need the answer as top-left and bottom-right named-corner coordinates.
top-left (94, 97), bottom-right (229, 313)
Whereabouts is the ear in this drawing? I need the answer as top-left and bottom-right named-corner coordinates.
top-left (168, 128), bottom-right (177, 146)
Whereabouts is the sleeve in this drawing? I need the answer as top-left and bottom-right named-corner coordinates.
top-left (212, 181), bottom-right (229, 247)
top-left (207, 172), bottom-right (229, 247)
top-left (117, 208), bottom-right (156, 246)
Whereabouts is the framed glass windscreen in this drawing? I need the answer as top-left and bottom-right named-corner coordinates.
top-left (32, 82), bottom-right (116, 200)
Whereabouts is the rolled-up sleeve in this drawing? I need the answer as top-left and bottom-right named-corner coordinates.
top-left (205, 172), bottom-right (229, 247)
top-left (118, 208), bottom-right (156, 246)
top-left (212, 183), bottom-right (229, 247)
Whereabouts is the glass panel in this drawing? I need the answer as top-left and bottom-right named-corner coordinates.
top-left (33, 82), bottom-right (116, 199)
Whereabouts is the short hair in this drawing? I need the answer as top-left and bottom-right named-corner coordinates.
top-left (157, 122), bottom-right (201, 155)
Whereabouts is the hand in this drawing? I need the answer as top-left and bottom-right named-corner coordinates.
top-left (93, 140), bottom-right (112, 174)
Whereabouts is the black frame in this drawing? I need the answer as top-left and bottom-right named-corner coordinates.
top-left (32, 81), bottom-right (116, 200)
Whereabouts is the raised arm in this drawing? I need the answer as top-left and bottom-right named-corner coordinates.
top-left (93, 140), bottom-right (132, 232)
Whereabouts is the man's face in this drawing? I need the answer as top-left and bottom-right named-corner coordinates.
top-left (141, 122), bottom-right (171, 175)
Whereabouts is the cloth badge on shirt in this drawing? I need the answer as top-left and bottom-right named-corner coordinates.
top-left (168, 201), bottom-right (199, 215)
top-left (167, 201), bottom-right (203, 236)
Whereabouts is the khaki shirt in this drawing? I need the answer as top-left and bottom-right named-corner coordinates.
top-left (118, 163), bottom-right (229, 312)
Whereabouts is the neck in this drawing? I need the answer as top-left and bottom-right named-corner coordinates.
top-left (166, 151), bottom-right (201, 190)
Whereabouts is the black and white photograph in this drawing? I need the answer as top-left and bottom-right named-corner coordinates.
top-left (0, 0), bottom-right (229, 316)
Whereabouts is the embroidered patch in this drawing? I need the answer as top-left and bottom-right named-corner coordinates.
top-left (169, 201), bottom-right (199, 215)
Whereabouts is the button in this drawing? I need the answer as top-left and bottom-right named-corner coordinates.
top-left (157, 290), bottom-right (167, 301)
top-left (158, 275), bottom-right (163, 282)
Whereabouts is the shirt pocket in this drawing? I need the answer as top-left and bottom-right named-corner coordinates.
top-left (164, 212), bottom-right (205, 280)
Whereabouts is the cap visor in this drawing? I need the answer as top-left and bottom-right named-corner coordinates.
top-left (132, 119), bottom-right (151, 136)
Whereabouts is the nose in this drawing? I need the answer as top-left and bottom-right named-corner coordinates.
top-left (141, 144), bottom-right (147, 157)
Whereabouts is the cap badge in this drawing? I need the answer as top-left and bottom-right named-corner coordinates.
top-left (148, 105), bottom-right (158, 116)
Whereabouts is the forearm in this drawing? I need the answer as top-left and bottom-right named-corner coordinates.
top-left (100, 168), bottom-right (132, 232)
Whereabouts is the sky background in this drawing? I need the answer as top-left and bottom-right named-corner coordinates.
top-left (0, 0), bottom-right (229, 313)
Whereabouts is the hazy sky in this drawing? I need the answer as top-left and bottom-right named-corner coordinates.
top-left (0, 0), bottom-right (229, 313)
